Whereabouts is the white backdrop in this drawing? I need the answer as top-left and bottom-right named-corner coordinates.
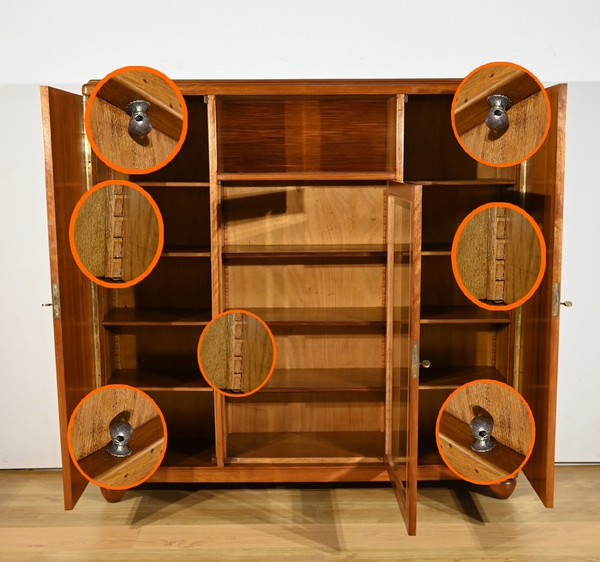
top-left (0, 0), bottom-right (598, 467)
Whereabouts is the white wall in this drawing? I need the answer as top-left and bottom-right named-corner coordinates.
top-left (0, 0), bottom-right (598, 467)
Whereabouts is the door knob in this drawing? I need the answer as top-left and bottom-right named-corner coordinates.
top-left (561, 301), bottom-right (573, 307)
top-left (470, 415), bottom-right (496, 453)
top-left (106, 419), bottom-right (133, 457)
top-left (420, 360), bottom-right (431, 369)
top-left (125, 100), bottom-right (152, 138)
top-left (485, 95), bottom-right (512, 133)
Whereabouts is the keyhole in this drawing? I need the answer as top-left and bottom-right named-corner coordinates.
top-left (135, 115), bottom-right (144, 122)
top-left (494, 109), bottom-right (502, 116)
top-left (479, 430), bottom-right (487, 437)
top-left (116, 435), bottom-right (124, 442)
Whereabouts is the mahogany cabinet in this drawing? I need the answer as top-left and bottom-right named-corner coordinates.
top-left (41, 79), bottom-right (566, 535)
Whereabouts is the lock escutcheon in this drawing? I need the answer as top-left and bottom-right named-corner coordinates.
top-left (470, 415), bottom-right (497, 453)
top-left (106, 419), bottom-right (133, 457)
top-left (125, 100), bottom-right (152, 138)
top-left (485, 95), bottom-right (512, 133)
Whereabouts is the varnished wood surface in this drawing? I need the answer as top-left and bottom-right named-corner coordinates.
top-left (520, 84), bottom-right (567, 508)
top-left (84, 78), bottom-right (464, 96)
top-left (77, 417), bottom-right (165, 488)
top-left (3, 467), bottom-right (599, 559)
top-left (438, 412), bottom-right (526, 482)
top-left (40, 86), bottom-right (95, 509)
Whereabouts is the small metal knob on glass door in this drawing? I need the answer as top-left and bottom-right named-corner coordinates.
top-left (470, 415), bottom-right (496, 453)
top-left (485, 95), bottom-right (512, 133)
top-left (420, 360), bottom-right (431, 369)
top-left (106, 419), bottom-right (133, 457)
top-left (125, 100), bottom-right (152, 138)
top-left (561, 301), bottom-right (573, 307)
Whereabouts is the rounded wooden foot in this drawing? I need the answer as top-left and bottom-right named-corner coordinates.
top-left (489, 478), bottom-right (517, 499)
top-left (100, 487), bottom-right (126, 503)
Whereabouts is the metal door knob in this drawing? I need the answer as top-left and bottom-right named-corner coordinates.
top-left (470, 415), bottom-right (496, 453)
top-left (561, 301), bottom-right (573, 307)
top-left (106, 419), bottom-right (133, 457)
top-left (125, 100), bottom-right (152, 138)
top-left (420, 360), bottom-right (431, 369)
top-left (485, 95), bottom-right (512, 133)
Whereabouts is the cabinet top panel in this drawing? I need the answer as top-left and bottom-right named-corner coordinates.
top-left (82, 79), bottom-right (464, 96)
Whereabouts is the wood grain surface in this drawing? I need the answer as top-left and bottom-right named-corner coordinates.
top-left (443, 381), bottom-right (533, 457)
top-left (70, 386), bottom-right (161, 460)
top-left (454, 65), bottom-right (548, 165)
top-left (4, 467), bottom-right (600, 560)
top-left (40, 86), bottom-right (96, 509)
top-left (438, 411), bottom-right (525, 482)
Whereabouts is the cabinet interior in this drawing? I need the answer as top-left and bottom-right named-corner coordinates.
top-left (95, 91), bottom-right (520, 472)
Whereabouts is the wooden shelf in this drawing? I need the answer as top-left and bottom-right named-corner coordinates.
top-left (160, 441), bottom-right (216, 467)
top-left (419, 366), bottom-right (506, 390)
top-left (108, 369), bottom-right (210, 391)
top-left (226, 431), bottom-right (385, 463)
top-left (218, 172), bottom-right (395, 182)
top-left (162, 246), bottom-right (211, 258)
top-left (223, 244), bottom-right (387, 259)
top-left (421, 243), bottom-right (451, 256)
top-left (232, 307), bottom-right (386, 326)
top-left (135, 182), bottom-right (210, 188)
top-left (407, 179), bottom-right (515, 187)
top-left (420, 306), bottom-right (510, 324)
top-left (264, 368), bottom-right (386, 392)
top-left (103, 308), bottom-right (212, 327)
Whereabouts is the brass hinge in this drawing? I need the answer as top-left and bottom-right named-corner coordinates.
top-left (552, 282), bottom-right (560, 317)
top-left (411, 342), bottom-right (419, 379)
top-left (51, 282), bottom-right (61, 319)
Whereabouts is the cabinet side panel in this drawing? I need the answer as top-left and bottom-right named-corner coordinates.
top-left (41, 86), bottom-right (96, 509)
top-left (520, 84), bottom-right (567, 507)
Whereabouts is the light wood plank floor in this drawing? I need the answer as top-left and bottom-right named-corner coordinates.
top-left (0, 466), bottom-right (599, 560)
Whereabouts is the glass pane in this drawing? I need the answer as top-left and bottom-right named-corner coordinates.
top-left (391, 198), bottom-right (412, 483)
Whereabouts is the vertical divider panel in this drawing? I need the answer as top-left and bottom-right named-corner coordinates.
top-left (395, 95), bottom-right (405, 182)
top-left (207, 95), bottom-right (226, 465)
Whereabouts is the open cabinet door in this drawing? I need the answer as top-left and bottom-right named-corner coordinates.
top-left (385, 182), bottom-right (422, 535)
top-left (41, 86), bottom-right (96, 509)
top-left (519, 84), bottom-right (567, 507)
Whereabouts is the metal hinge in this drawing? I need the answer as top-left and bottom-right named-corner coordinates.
top-left (411, 342), bottom-right (419, 379)
top-left (51, 282), bottom-right (61, 319)
top-left (552, 282), bottom-right (560, 317)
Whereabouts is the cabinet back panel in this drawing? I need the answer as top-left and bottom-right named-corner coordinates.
top-left (420, 325), bottom-right (498, 366)
top-left (217, 96), bottom-right (396, 174)
top-left (145, 187), bottom-right (211, 250)
top-left (419, 389), bottom-right (452, 437)
top-left (271, 327), bottom-right (384, 369)
top-left (147, 391), bottom-right (214, 443)
top-left (421, 256), bottom-right (474, 307)
top-left (106, 258), bottom-right (212, 310)
top-left (422, 185), bottom-right (515, 246)
top-left (107, 327), bottom-right (203, 372)
top-left (225, 262), bottom-right (385, 308)
top-left (223, 185), bottom-right (386, 245)
top-left (130, 96), bottom-right (209, 182)
top-left (227, 391), bottom-right (384, 433)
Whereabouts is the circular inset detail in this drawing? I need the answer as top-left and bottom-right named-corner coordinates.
top-left (69, 180), bottom-right (164, 288)
top-left (451, 62), bottom-right (551, 167)
top-left (125, 100), bottom-right (152, 138)
top-left (67, 384), bottom-right (167, 490)
top-left (85, 66), bottom-right (188, 174)
top-left (198, 310), bottom-right (276, 397)
top-left (451, 203), bottom-right (546, 311)
top-left (435, 380), bottom-right (535, 485)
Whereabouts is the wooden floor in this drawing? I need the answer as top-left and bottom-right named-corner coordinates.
top-left (1, 466), bottom-right (599, 560)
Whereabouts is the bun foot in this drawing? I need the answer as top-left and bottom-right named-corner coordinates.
top-left (489, 478), bottom-right (517, 499)
top-left (100, 487), bottom-right (126, 503)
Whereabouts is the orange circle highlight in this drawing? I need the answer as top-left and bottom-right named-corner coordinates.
top-left (435, 379), bottom-right (536, 485)
top-left (451, 202), bottom-right (546, 311)
top-left (67, 384), bottom-right (168, 490)
top-left (69, 180), bottom-right (164, 289)
top-left (197, 309), bottom-right (277, 398)
top-left (451, 61), bottom-right (551, 167)
top-left (84, 65), bottom-right (188, 175)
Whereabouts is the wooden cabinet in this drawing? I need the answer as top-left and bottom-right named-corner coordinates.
top-left (41, 80), bottom-right (567, 535)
